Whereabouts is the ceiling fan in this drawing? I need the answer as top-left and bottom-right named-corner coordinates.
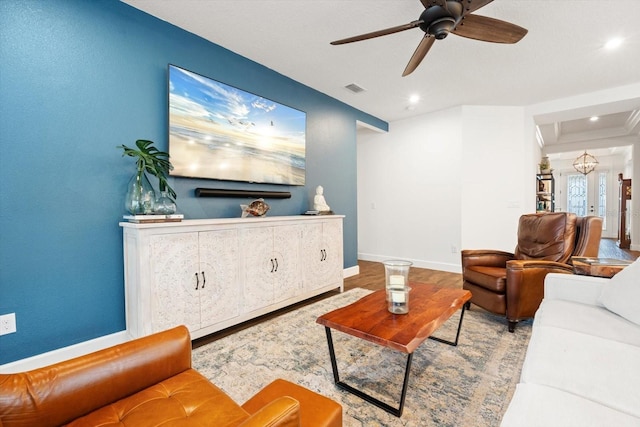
top-left (330, 0), bottom-right (528, 76)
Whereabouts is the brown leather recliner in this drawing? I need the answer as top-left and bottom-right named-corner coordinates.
top-left (461, 212), bottom-right (602, 332)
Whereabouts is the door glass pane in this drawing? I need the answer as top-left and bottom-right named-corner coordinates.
top-left (567, 174), bottom-right (587, 216)
top-left (598, 172), bottom-right (607, 229)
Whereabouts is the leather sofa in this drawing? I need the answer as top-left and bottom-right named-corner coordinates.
top-left (0, 325), bottom-right (342, 427)
top-left (501, 258), bottom-right (640, 426)
top-left (461, 213), bottom-right (602, 331)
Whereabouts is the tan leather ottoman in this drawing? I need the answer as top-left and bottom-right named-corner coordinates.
top-left (242, 379), bottom-right (342, 427)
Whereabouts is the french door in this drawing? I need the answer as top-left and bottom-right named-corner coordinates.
top-left (565, 170), bottom-right (609, 234)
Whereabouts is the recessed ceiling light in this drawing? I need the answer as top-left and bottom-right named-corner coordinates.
top-left (409, 94), bottom-right (420, 104)
top-left (605, 37), bottom-right (623, 50)
top-left (590, 116), bottom-right (599, 122)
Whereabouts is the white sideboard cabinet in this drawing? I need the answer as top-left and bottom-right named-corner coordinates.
top-left (120, 215), bottom-right (344, 340)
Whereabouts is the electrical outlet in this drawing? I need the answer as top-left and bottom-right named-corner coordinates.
top-left (0, 313), bottom-right (17, 335)
top-left (451, 245), bottom-right (457, 254)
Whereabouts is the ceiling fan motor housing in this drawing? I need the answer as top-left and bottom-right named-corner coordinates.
top-left (419, 1), bottom-right (463, 39)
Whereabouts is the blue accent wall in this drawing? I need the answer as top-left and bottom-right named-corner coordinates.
top-left (0, 0), bottom-right (387, 364)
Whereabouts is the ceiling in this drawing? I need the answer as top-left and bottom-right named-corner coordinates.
top-left (123, 0), bottom-right (640, 157)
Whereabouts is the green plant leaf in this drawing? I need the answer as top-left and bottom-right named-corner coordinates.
top-left (118, 139), bottom-right (176, 200)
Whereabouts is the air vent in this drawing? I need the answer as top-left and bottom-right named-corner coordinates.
top-left (344, 83), bottom-right (366, 94)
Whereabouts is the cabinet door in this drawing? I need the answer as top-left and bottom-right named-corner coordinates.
top-left (149, 233), bottom-right (200, 333)
top-left (241, 227), bottom-right (275, 312)
top-left (321, 219), bottom-right (343, 285)
top-left (301, 223), bottom-right (324, 291)
top-left (198, 229), bottom-right (240, 328)
top-left (301, 220), bottom-right (343, 291)
top-left (272, 225), bottom-right (301, 302)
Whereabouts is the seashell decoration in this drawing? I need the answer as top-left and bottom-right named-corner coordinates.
top-left (241, 198), bottom-right (270, 218)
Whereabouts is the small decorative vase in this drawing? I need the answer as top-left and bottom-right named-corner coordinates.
top-left (125, 171), bottom-right (156, 215)
top-left (155, 191), bottom-right (177, 215)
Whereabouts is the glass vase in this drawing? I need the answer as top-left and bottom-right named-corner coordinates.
top-left (155, 191), bottom-right (177, 215)
top-left (125, 171), bottom-right (156, 215)
top-left (383, 260), bottom-right (412, 301)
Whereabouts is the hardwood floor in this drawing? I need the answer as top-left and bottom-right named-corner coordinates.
top-left (597, 237), bottom-right (640, 260)
top-left (344, 261), bottom-right (461, 292)
top-left (193, 238), bottom-right (637, 348)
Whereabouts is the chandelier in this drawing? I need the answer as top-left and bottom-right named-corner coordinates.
top-left (573, 151), bottom-right (599, 175)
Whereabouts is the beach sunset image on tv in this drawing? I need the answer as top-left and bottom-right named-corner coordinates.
top-left (168, 65), bottom-right (306, 185)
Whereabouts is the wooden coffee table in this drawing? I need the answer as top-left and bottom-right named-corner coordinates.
top-left (572, 257), bottom-right (633, 278)
top-left (316, 282), bottom-right (471, 416)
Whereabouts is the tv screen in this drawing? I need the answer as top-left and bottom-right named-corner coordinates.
top-left (168, 64), bottom-right (306, 185)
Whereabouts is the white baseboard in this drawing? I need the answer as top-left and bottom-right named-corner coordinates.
top-left (343, 265), bottom-right (360, 278)
top-left (357, 253), bottom-right (462, 274)
top-left (0, 330), bottom-right (130, 373)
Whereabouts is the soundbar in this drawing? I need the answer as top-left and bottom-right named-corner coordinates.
top-left (194, 188), bottom-right (292, 199)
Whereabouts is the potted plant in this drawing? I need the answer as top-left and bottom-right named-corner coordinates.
top-left (119, 139), bottom-right (176, 215)
top-left (539, 156), bottom-right (551, 174)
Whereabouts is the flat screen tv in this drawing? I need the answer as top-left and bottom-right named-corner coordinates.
top-left (168, 64), bottom-right (306, 185)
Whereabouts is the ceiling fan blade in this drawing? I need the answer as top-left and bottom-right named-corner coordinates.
top-left (453, 14), bottom-right (527, 43)
top-left (460, 0), bottom-right (494, 16)
top-left (402, 35), bottom-right (436, 76)
top-left (331, 20), bottom-right (422, 45)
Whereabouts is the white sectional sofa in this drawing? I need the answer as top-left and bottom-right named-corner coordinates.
top-left (501, 258), bottom-right (640, 427)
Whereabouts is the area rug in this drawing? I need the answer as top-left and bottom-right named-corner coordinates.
top-left (192, 288), bottom-right (532, 426)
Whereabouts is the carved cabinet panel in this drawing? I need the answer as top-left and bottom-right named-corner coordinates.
top-left (149, 233), bottom-right (200, 333)
top-left (240, 225), bottom-right (301, 312)
top-left (148, 229), bottom-right (239, 335)
top-left (301, 219), bottom-right (343, 292)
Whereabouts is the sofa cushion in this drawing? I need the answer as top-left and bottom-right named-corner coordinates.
top-left (66, 369), bottom-right (251, 427)
top-left (520, 325), bottom-right (640, 418)
top-left (464, 266), bottom-right (507, 292)
top-left (501, 383), bottom-right (640, 427)
top-left (599, 258), bottom-right (640, 326)
top-left (534, 299), bottom-right (640, 347)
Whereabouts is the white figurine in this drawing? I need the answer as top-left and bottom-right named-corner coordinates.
top-left (313, 185), bottom-right (331, 212)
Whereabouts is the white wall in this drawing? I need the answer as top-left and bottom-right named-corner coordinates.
top-left (357, 105), bottom-right (530, 273)
top-left (357, 107), bottom-right (463, 272)
top-left (460, 106), bottom-right (531, 252)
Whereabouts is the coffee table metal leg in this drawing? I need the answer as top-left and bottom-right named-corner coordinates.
top-left (324, 327), bottom-right (413, 417)
top-left (429, 304), bottom-right (467, 346)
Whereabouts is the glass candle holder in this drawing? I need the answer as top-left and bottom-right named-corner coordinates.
top-left (388, 286), bottom-right (410, 314)
top-left (383, 260), bottom-right (412, 300)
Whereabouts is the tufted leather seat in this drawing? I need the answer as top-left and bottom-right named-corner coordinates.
top-left (0, 325), bottom-right (342, 427)
top-left (461, 212), bottom-right (603, 332)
